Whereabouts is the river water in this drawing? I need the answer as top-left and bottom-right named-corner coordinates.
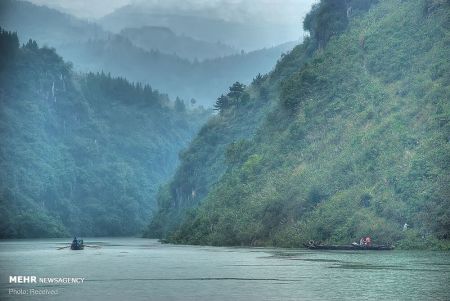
top-left (0, 238), bottom-right (448, 301)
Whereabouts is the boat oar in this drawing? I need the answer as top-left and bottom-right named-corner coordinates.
top-left (57, 246), bottom-right (71, 250)
top-left (84, 245), bottom-right (101, 249)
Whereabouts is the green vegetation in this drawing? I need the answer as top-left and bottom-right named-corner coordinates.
top-left (213, 82), bottom-right (250, 113)
top-left (0, 29), bottom-right (209, 238)
top-left (145, 77), bottom-right (276, 238)
top-left (146, 0), bottom-right (450, 249)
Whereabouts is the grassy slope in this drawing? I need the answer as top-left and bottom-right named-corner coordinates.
top-left (158, 0), bottom-right (449, 248)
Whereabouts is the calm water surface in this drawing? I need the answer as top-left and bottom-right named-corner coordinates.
top-left (0, 238), bottom-right (448, 300)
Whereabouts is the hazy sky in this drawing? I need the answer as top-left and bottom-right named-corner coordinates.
top-left (29, 0), bottom-right (317, 25)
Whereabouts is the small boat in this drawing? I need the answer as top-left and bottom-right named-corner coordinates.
top-left (70, 239), bottom-right (84, 250)
top-left (305, 241), bottom-right (394, 251)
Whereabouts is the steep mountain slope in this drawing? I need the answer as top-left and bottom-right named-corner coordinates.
top-left (146, 38), bottom-right (314, 238)
top-left (0, 30), bottom-right (209, 238)
top-left (120, 26), bottom-right (237, 61)
top-left (145, 78), bottom-right (276, 237)
top-left (146, 0), bottom-right (450, 248)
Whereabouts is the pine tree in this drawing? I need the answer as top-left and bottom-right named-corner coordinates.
top-left (214, 94), bottom-right (230, 112)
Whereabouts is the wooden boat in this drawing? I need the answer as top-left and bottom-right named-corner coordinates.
top-left (305, 241), bottom-right (394, 251)
top-left (70, 239), bottom-right (84, 250)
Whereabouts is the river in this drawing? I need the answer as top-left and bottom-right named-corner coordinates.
top-left (0, 238), bottom-right (448, 300)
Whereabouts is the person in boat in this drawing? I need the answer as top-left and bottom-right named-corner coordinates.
top-left (358, 236), bottom-right (372, 246)
top-left (359, 237), bottom-right (365, 246)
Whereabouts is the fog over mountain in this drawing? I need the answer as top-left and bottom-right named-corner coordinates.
top-left (0, 0), bottom-right (449, 255)
top-left (27, 0), bottom-right (129, 20)
top-left (1, 0), bottom-right (307, 106)
top-left (0, 0), bottom-right (107, 47)
top-left (0, 0), bottom-right (320, 238)
top-left (29, 0), bottom-right (316, 25)
top-left (29, 0), bottom-right (317, 51)
top-left (119, 26), bottom-right (239, 61)
top-left (0, 3), bottom-right (449, 301)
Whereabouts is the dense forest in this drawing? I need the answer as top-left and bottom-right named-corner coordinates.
top-left (0, 29), bottom-right (209, 238)
top-left (146, 0), bottom-right (450, 249)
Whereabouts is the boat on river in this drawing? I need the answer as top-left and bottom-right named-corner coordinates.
top-left (305, 241), bottom-right (394, 251)
top-left (71, 238), bottom-right (84, 250)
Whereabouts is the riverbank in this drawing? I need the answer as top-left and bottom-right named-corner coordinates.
top-left (160, 233), bottom-right (450, 251)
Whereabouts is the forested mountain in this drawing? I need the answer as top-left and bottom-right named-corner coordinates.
top-left (146, 0), bottom-right (450, 249)
top-left (0, 29), bottom-right (209, 238)
top-left (120, 26), bottom-right (237, 61)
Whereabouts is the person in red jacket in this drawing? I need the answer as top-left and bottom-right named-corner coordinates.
top-left (365, 236), bottom-right (372, 246)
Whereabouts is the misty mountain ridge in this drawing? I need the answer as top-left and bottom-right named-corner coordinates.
top-left (99, 3), bottom-right (303, 51)
top-left (120, 25), bottom-right (238, 61)
top-left (1, 0), bottom-right (238, 61)
top-left (58, 36), bottom-right (296, 106)
top-left (1, 0), bottom-right (298, 106)
top-left (0, 0), bottom-right (107, 47)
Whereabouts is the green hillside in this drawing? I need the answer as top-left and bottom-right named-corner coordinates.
top-left (0, 30), bottom-right (209, 238)
top-left (146, 0), bottom-right (450, 249)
